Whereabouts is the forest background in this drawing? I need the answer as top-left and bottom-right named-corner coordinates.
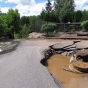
top-left (0, 0), bottom-right (88, 39)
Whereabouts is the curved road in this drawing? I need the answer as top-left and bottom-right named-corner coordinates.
top-left (0, 40), bottom-right (62, 88)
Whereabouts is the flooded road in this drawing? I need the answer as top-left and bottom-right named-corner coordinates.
top-left (47, 54), bottom-right (88, 88)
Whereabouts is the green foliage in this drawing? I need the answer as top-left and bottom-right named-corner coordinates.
top-left (71, 12), bottom-right (76, 22)
top-left (2, 3), bottom-right (88, 39)
top-left (54, 0), bottom-right (75, 14)
top-left (14, 33), bottom-right (20, 38)
top-left (5, 9), bottom-right (21, 39)
top-left (19, 24), bottom-right (31, 38)
top-left (0, 13), bottom-right (7, 38)
top-left (76, 10), bottom-right (82, 22)
top-left (45, 0), bottom-right (52, 13)
top-left (68, 25), bottom-right (75, 29)
top-left (81, 20), bottom-right (88, 31)
top-left (67, 25), bottom-right (75, 32)
top-left (41, 0), bottom-right (53, 23)
top-left (72, 10), bottom-right (82, 22)
top-left (41, 23), bottom-right (57, 34)
top-left (54, 0), bottom-right (75, 23)
top-left (29, 16), bottom-right (37, 32)
top-left (20, 16), bottom-right (30, 26)
top-left (81, 10), bottom-right (88, 21)
top-left (0, 9), bottom-right (43, 39)
top-left (16, 15), bottom-right (38, 38)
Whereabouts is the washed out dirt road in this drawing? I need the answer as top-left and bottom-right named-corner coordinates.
top-left (0, 39), bottom-right (88, 88)
top-left (0, 39), bottom-right (60, 88)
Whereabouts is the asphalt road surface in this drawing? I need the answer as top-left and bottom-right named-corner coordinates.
top-left (0, 40), bottom-right (62, 88)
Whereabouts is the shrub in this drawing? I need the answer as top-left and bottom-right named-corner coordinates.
top-left (41, 23), bottom-right (57, 32)
top-left (14, 33), bottom-right (20, 38)
top-left (82, 29), bottom-right (86, 32)
top-left (81, 20), bottom-right (88, 31)
top-left (67, 25), bottom-right (75, 32)
top-left (19, 24), bottom-right (31, 38)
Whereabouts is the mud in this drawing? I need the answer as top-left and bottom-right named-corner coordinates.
top-left (47, 54), bottom-right (88, 88)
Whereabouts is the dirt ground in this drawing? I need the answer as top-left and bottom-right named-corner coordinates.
top-left (26, 38), bottom-right (88, 48)
top-left (27, 38), bottom-right (71, 45)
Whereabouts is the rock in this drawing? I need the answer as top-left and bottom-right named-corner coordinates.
top-left (69, 54), bottom-right (76, 63)
top-left (76, 50), bottom-right (88, 62)
top-left (68, 50), bottom-right (88, 63)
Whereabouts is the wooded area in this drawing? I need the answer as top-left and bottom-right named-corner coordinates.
top-left (0, 0), bottom-right (88, 39)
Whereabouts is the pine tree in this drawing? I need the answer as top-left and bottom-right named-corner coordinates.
top-left (41, 0), bottom-right (53, 23)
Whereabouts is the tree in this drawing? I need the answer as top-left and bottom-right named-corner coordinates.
top-left (0, 10), bottom-right (7, 38)
top-left (54, 0), bottom-right (75, 23)
top-left (72, 10), bottom-right (82, 22)
top-left (29, 16), bottom-right (38, 32)
top-left (41, 0), bottom-right (53, 23)
top-left (81, 10), bottom-right (88, 22)
top-left (19, 24), bottom-right (30, 38)
top-left (5, 9), bottom-right (21, 39)
top-left (20, 16), bottom-right (30, 27)
top-left (0, 14), bottom-right (6, 38)
top-left (71, 11), bottom-right (76, 22)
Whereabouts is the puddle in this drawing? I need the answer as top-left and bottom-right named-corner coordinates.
top-left (47, 54), bottom-right (88, 88)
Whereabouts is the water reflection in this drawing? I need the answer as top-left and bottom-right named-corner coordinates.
top-left (47, 54), bottom-right (88, 88)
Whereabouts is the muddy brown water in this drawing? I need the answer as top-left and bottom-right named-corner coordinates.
top-left (47, 54), bottom-right (88, 88)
